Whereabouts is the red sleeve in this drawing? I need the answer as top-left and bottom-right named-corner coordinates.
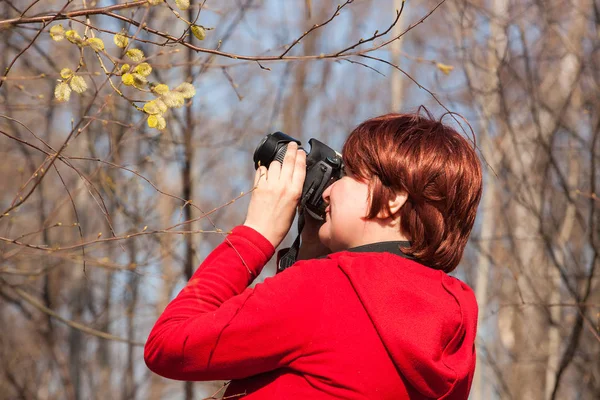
top-left (144, 225), bottom-right (315, 381)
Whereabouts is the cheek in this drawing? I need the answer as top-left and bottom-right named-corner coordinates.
top-left (319, 180), bottom-right (370, 250)
top-left (342, 182), bottom-right (370, 217)
top-left (330, 180), bottom-right (368, 217)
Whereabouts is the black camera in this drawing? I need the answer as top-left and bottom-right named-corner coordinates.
top-left (253, 132), bottom-right (344, 220)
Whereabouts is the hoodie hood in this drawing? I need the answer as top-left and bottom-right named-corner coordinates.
top-left (328, 251), bottom-right (478, 399)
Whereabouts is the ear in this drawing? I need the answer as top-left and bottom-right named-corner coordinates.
top-left (376, 191), bottom-right (408, 219)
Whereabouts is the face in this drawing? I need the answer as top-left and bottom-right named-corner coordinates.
top-left (318, 170), bottom-right (372, 252)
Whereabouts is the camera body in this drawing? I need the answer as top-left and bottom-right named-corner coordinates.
top-left (253, 132), bottom-right (344, 220)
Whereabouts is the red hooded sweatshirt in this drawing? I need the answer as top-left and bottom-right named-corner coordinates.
top-left (144, 225), bottom-right (478, 399)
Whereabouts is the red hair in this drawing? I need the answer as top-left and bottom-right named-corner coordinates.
top-left (342, 109), bottom-right (482, 272)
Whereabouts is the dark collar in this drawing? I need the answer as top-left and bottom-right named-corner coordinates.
top-left (346, 241), bottom-right (415, 260)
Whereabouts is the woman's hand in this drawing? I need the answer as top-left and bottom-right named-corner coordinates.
top-left (243, 142), bottom-right (306, 248)
top-left (297, 209), bottom-right (331, 260)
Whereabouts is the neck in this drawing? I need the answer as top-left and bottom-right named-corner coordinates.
top-left (339, 218), bottom-right (410, 251)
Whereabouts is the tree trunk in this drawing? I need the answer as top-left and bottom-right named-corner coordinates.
top-left (390, 0), bottom-right (408, 112)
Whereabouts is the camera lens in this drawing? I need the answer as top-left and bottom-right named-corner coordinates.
top-left (253, 132), bottom-right (301, 169)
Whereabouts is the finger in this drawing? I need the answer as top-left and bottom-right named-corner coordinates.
top-left (268, 159), bottom-right (281, 181)
top-left (291, 148), bottom-right (306, 195)
top-left (280, 142), bottom-right (298, 182)
top-left (254, 166), bottom-right (267, 187)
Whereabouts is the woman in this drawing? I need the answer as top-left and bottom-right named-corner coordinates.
top-left (145, 110), bottom-right (483, 399)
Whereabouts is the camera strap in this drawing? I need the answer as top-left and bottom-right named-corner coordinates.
top-left (277, 213), bottom-right (305, 272)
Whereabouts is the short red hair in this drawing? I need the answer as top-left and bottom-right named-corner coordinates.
top-left (342, 109), bottom-right (482, 272)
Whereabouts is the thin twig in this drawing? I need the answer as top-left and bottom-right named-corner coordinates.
top-left (0, 0), bottom-right (71, 89)
top-left (3, 279), bottom-right (144, 346)
top-left (334, 0), bottom-right (405, 56)
top-left (279, 0), bottom-right (353, 58)
top-left (0, 0), bottom-right (148, 27)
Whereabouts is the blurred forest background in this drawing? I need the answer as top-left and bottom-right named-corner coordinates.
top-left (0, 0), bottom-right (598, 399)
